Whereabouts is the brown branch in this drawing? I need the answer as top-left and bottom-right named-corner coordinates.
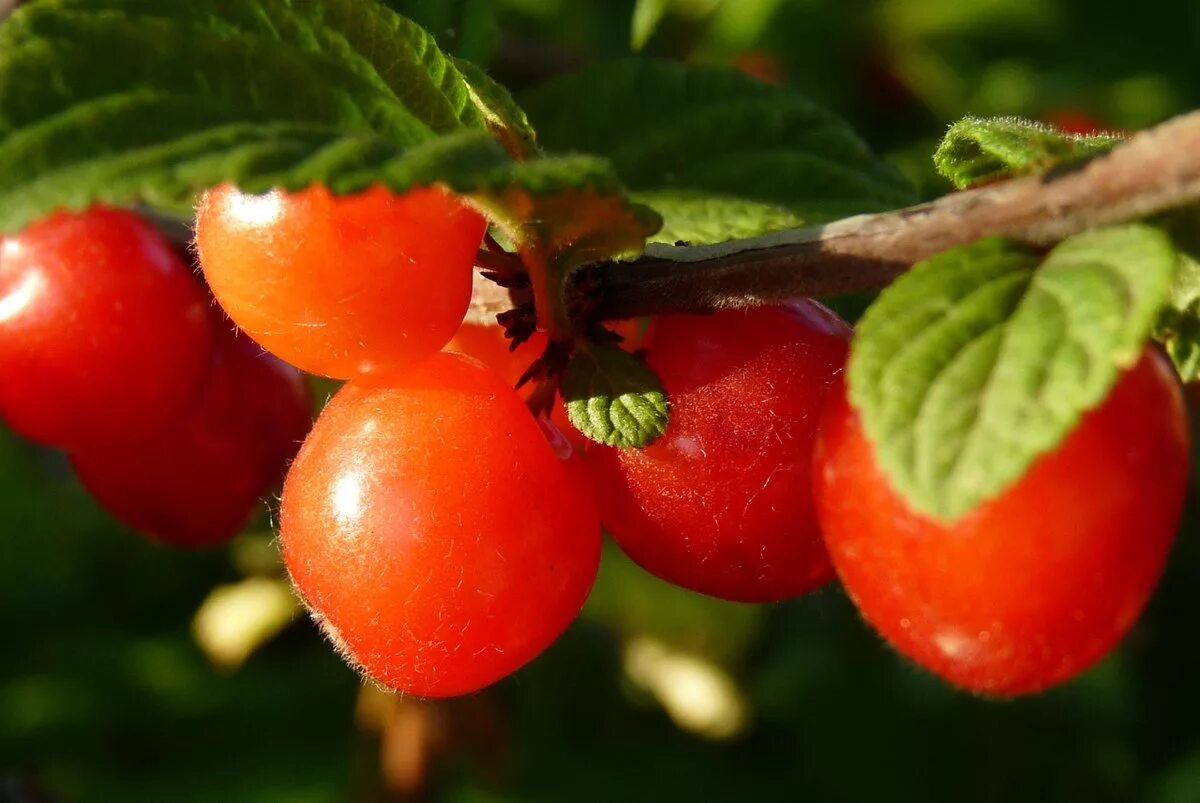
top-left (549, 109), bottom-right (1200, 321)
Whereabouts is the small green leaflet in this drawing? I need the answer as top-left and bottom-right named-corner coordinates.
top-left (0, 0), bottom-right (656, 272)
top-left (849, 225), bottom-right (1177, 523)
top-left (1152, 208), bottom-right (1200, 381)
top-left (563, 343), bottom-right (670, 449)
top-left (1155, 255), bottom-right (1200, 382)
top-left (934, 116), bottom-right (1122, 190)
top-left (522, 59), bottom-right (915, 246)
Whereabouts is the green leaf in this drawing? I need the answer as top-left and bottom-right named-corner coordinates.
top-left (1154, 210), bottom-right (1200, 382)
top-left (1155, 272), bottom-right (1200, 383)
top-left (522, 59), bottom-right (915, 246)
top-left (0, 0), bottom-right (657, 273)
top-left (452, 56), bottom-right (540, 158)
top-left (385, 0), bottom-right (499, 62)
top-left (0, 120), bottom-right (517, 230)
top-left (563, 343), bottom-right (670, 449)
top-left (4, 0), bottom-right (485, 132)
top-left (631, 0), bottom-right (670, 50)
top-left (849, 225), bottom-right (1177, 522)
top-left (934, 116), bottom-right (1122, 190)
top-left (0, 0), bottom-right (458, 228)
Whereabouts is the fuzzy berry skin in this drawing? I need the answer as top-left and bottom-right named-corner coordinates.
top-left (587, 301), bottom-right (852, 602)
top-left (280, 353), bottom-right (601, 698)
top-left (0, 207), bottom-right (211, 448)
top-left (71, 326), bottom-right (311, 548)
top-left (195, 183), bottom-right (487, 380)
top-left (814, 347), bottom-right (1189, 695)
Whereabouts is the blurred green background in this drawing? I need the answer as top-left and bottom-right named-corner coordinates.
top-left (5, 0), bottom-right (1200, 800)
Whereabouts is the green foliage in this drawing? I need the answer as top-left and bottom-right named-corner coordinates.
top-left (452, 56), bottom-right (540, 157)
top-left (934, 115), bottom-right (1122, 189)
top-left (563, 342), bottom-right (670, 448)
top-left (387, 0), bottom-right (500, 62)
top-left (871, 0), bottom-right (1193, 131)
top-left (1156, 252), bottom-right (1200, 383)
top-left (631, 0), bottom-right (670, 50)
top-left (522, 59), bottom-right (915, 245)
top-left (849, 226), bottom-right (1177, 522)
top-left (0, 0), bottom-right (656, 275)
top-left (1154, 209), bottom-right (1200, 382)
top-left (0, 0), bottom-right (446, 228)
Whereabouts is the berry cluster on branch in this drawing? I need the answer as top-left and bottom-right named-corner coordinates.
top-left (1, 0), bottom-right (1197, 704)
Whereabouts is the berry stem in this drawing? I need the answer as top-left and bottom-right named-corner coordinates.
top-left (520, 246), bottom-right (575, 339)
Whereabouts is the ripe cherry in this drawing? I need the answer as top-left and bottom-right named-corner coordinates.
top-left (71, 325), bottom-right (312, 548)
top-left (195, 184), bottom-right (487, 379)
top-left (0, 207), bottom-right (210, 448)
top-left (814, 347), bottom-right (1189, 695)
top-left (587, 301), bottom-right (852, 602)
top-left (280, 353), bottom-right (601, 697)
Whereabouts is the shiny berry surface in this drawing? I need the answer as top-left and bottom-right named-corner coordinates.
top-left (587, 301), bottom-right (852, 602)
top-left (196, 184), bottom-right (486, 379)
top-left (72, 326), bottom-right (311, 548)
top-left (0, 207), bottom-right (210, 448)
top-left (280, 353), bottom-right (601, 697)
top-left (814, 347), bottom-right (1189, 695)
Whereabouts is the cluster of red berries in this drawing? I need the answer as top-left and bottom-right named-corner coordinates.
top-left (0, 207), bottom-right (312, 546)
top-left (2, 181), bottom-right (1187, 701)
top-left (194, 183), bottom-right (603, 698)
top-left (196, 181), bottom-right (1190, 699)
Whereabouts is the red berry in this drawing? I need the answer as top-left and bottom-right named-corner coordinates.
top-left (0, 207), bottom-right (210, 448)
top-left (814, 347), bottom-right (1189, 695)
top-left (1044, 109), bottom-right (1109, 136)
top-left (71, 326), bottom-right (312, 548)
top-left (280, 353), bottom-right (601, 697)
top-left (587, 301), bottom-right (852, 602)
top-left (195, 184), bottom-right (487, 379)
